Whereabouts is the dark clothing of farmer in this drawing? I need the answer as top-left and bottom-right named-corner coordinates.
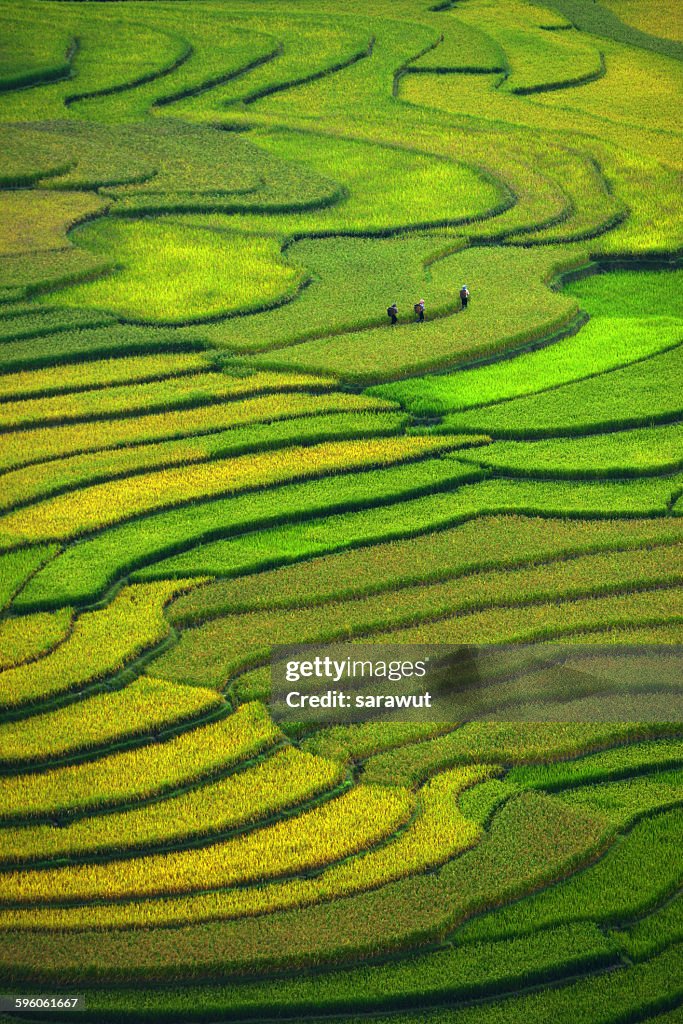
top-left (414, 300), bottom-right (425, 323)
top-left (387, 303), bottom-right (398, 325)
top-left (460, 285), bottom-right (470, 310)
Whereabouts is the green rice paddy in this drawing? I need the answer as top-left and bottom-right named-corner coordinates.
top-left (0, 0), bottom-right (681, 1019)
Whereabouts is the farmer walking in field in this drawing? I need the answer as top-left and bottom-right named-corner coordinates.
top-left (387, 302), bottom-right (398, 325)
top-left (459, 284), bottom-right (470, 311)
top-left (414, 298), bottom-right (425, 323)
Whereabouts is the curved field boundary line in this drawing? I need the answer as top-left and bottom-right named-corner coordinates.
top-left (0, 585), bottom-right (199, 725)
top-left (448, 404), bottom-right (683, 442)
top-left (228, 242), bottom-right (472, 357)
top-left (0, 361), bottom-right (219, 405)
top-left (0, 732), bottom-right (291, 829)
top-left (508, 751), bottom-right (683, 798)
top-left (0, 771), bottom-right (493, 923)
top-left (0, 789), bottom-right (419, 911)
top-left (154, 42), bottom-right (284, 108)
top-left (86, 269), bottom-right (314, 331)
top-left (7, 262), bottom-right (122, 307)
top-left (0, 546), bottom-right (61, 616)
top-left (0, 376), bottom-right (336, 435)
top-left (397, 253), bottom-right (682, 393)
top-left (0, 795), bottom-right (619, 981)
top-left (194, 579), bottom-right (683, 682)
top-left (392, 33), bottom-right (445, 98)
top-left (492, 152), bottom-right (622, 247)
top-left (10, 944), bottom-right (680, 1019)
top-left (355, 733), bottom-right (683, 785)
top-left (0, 774), bottom-right (355, 875)
top-left (8, 465), bottom-right (485, 613)
top-left (372, 591), bottom-right (683, 649)
top-left (609, 883), bottom-right (683, 934)
top-left (236, 36), bottom-right (375, 107)
top-left (400, 313), bottom-right (590, 405)
top-left (0, 392), bottom-right (394, 472)
top-left (0, 417), bottom-right (406, 517)
top-left (64, 27), bottom-right (193, 107)
top-left (179, 535), bottom-right (683, 623)
top-left (464, 453), bottom-right (683, 482)
top-left (0, 35), bottom-right (75, 94)
top-left (0, 687), bottom-right (231, 773)
top-left (426, 339), bottom-right (683, 417)
top-left (508, 51), bottom-right (607, 96)
top-left (0, 440), bottom-right (464, 547)
top-left (109, 181), bottom-right (514, 239)
top-left (443, 808), bottom-right (683, 951)
top-left (0, 335), bottom-right (209, 374)
top-left (43, 480), bottom-right (676, 619)
top-left (502, 206), bottom-right (627, 248)
top-left (0, 608), bottom-right (75, 675)
top-left (12, 797), bottom-right (421, 911)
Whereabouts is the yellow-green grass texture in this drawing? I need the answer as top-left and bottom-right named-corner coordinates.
top-left (51, 220), bottom-right (307, 324)
top-left (0, 924), bottom-right (621, 1016)
top-left (0, 794), bottom-right (612, 978)
top-left (27, 944), bottom-right (683, 1020)
top-left (0, 410), bottom-right (407, 512)
top-left (0, 702), bottom-right (281, 821)
top-left (67, 11), bottom-right (279, 122)
top-left (368, 586), bottom-right (683, 649)
top-left (603, 0), bottom-right (682, 42)
top-left (0, 607), bottom-right (71, 670)
top-left (0, 676), bottom-right (224, 766)
top-left (0, 390), bottom-right (394, 472)
top-left (505, 739), bottom-right (683, 794)
top-left (189, 234), bottom-right (471, 353)
top-left (453, 796), bottom-right (683, 940)
top-left (458, 425), bottom-right (683, 478)
top-left (0, 5), bottom-right (72, 92)
top-left (0, 119), bottom-right (290, 208)
top-left (166, 12), bottom-right (371, 116)
top-left (0, 766), bottom-right (493, 929)
top-left (360, 723), bottom-right (683, 788)
top-left (154, 543), bottom-right (683, 684)
top-left (0, 435), bottom-right (460, 545)
top-left (0, 191), bottom-right (105, 255)
top-left (15, 458), bottom-right (482, 608)
top-left (0, 0), bottom-right (682, 1008)
top-left (136, 479), bottom-right (682, 585)
top-left (434, 346), bottom-right (683, 437)
top-left (393, 95), bottom-right (681, 258)
top-left (532, 40), bottom-right (683, 137)
top-left (0, 352), bottom-right (215, 401)
top-left (0, 747), bottom-right (345, 867)
top-left (0, 369), bottom-right (336, 431)
top-left (0, 580), bottom-right (202, 710)
top-left (0, 2), bottom-right (189, 122)
top-left (168, 515), bottom-right (683, 620)
top-left (0, 545), bottom-right (57, 609)
top-left (0, 785), bottom-right (413, 905)
top-left (185, 128), bottom-right (505, 236)
top-left (374, 316), bottom-right (683, 413)
top-left (243, 245), bottom-right (585, 383)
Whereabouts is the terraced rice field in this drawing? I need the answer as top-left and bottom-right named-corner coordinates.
top-left (0, 0), bottom-right (681, 1020)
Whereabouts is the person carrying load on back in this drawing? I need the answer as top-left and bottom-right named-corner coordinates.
top-left (414, 298), bottom-right (425, 323)
top-left (387, 302), bottom-right (398, 326)
top-left (459, 285), bottom-right (470, 311)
